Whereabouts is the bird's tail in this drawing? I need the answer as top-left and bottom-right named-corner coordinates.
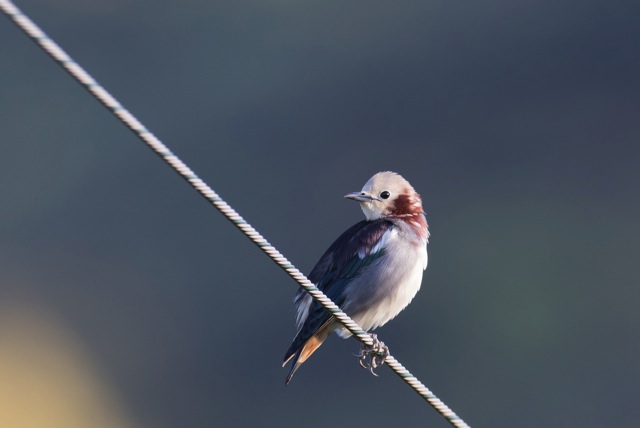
top-left (283, 322), bottom-right (332, 385)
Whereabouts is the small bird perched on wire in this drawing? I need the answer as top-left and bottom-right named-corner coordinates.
top-left (283, 171), bottom-right (429, 385)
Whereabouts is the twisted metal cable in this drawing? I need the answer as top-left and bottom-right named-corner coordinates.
top-left (0, 1), bottom-right (469, 426)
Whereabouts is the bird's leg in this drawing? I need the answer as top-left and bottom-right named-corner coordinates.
top-left (355, 333), bottom-right (389, 376)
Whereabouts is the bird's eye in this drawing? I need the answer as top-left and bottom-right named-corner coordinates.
top-left (380, 191), bottom-right (390, 200)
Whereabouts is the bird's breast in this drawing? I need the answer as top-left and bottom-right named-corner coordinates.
top-left (338, 228), bottom-right (427, 335)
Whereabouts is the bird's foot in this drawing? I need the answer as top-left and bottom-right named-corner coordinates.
top-left (355, 333), bottom-right (389, 377)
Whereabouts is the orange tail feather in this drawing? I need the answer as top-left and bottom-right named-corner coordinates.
top-left (284, 323), bottom-right (333, 385)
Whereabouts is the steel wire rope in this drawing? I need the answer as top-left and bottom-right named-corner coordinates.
top-left (0, 2), bottom-right (470, 426)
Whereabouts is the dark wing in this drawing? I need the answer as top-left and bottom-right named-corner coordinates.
top-left (284, 219), bottom-right (394, 363)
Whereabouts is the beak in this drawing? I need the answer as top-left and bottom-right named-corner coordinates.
top-left (344, 192), bottom-right (378, 202)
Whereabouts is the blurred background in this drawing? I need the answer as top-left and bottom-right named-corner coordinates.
top-left (1, 1), bottom-right (639, 427)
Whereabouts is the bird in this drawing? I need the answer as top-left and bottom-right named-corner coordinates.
top-left (283, 171), bottom-right (429, 385)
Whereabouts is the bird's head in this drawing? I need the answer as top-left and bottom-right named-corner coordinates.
top-left (345, 171), bottom-right (424, 221)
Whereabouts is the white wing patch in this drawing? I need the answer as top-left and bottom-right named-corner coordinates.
top-left (357, 228), bottom-right (395, 259)
top-left (294, 293), bottom-right (312, 331)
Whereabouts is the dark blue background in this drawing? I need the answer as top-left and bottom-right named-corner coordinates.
top-left (1, 1), bottom-right (639, 427)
